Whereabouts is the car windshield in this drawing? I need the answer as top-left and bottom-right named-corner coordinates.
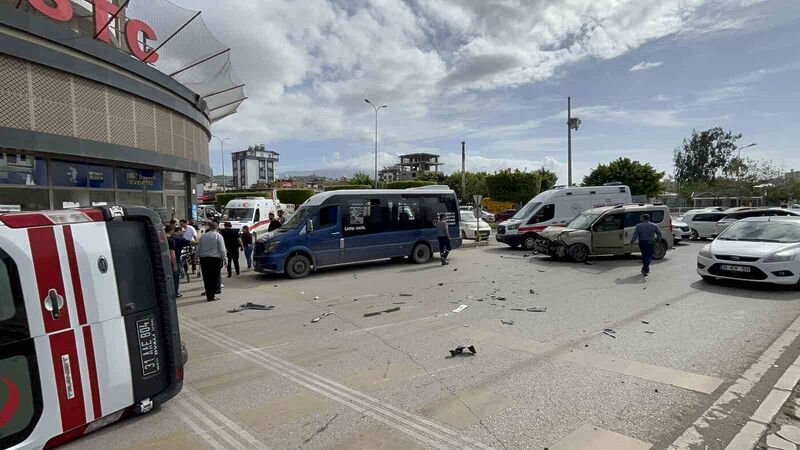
top-left (282, 205), bottom-right (314, 229)
top-left (717, 221), bottom-right (800, 243)
top-left (460, 211), bottom-right (477, 222)
top-left (512, 201), bottom-right (541, 220)
top-left (225, 208), bottom-right (254, 221)
top-left (568, 213), bottom-right (598, 230)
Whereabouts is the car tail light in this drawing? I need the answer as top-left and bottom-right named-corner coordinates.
top-left (0, 209), bottom-right (103, 228)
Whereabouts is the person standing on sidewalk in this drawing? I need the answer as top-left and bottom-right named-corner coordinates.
top-left (219, 222), bottom-right (243, 277)
top-left (197, 221), bottom-right (226, 301)
top-left (241, 225), bottom-right (254, 270)
top-left (435, 213), bottom-right (452, 265)
top-left (630, 214), bottom-right (662, 277)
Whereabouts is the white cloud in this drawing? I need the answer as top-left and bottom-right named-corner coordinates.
top-left (630, 61), bottom-right (664, 72)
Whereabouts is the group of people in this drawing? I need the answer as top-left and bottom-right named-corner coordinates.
top-left (164, 210), bottom-right (287, 302)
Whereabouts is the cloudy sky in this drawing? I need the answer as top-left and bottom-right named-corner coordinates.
top-left (175, 0), bottom-right (800, 183)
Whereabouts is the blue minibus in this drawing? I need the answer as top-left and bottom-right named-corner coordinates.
top-left (253, 187), bottom-right (462, 278)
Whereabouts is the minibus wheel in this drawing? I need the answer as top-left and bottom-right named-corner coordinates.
top-left (411, 243), bottom-right (431, 264)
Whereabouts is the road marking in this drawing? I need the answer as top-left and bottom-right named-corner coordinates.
top-left (551, 424), bottom-right (652, 450)
top-left (177, 396), bottom-right (245, 449)
top-left (464, 328), bottom-right (723, 394)
top-left (671, 314), bottom-right (800, 449)
top-left (181, 316), bottom-right (495, 450)
top-left (183, 387), bottom-right (263, 448)
top-left (560, 350), bottom-right (723, 394)
top-left (166, 401), bottom-right (225, 450)
top-left (724, 421), bottom-right (768, 450)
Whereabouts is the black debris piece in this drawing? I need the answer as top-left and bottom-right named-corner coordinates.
top-left (501, 319), bottom-right (514, 325)
top-left (438, 283), bottom-right (444, 286)
top-left (394, 302), bottom-right (406, 305)
top-left (537, 269), bottom-right (546, 273)
top-left (602, 330), bottom-right (616, 338)
top-left (654, 388), bottom-right (659, 393)
top-left (363, 311), bottom-right (382, 318)
top-left (511, 308), bottom-right (525, 311)
top-left (641, 320), bottom-right (650, 324)
top-left (399, 293), bottom-right (413, 297)
top-left (496, 297), bottom-right (507, 301)
top-left (384, 307), bottom-right (401, 313)
top-left (363, 306), bottom-right (401, 318)
top-left (227, 302), bottom-right (276, 313)
top-left (527, 307), bottom-right (547, 312)
top-left (454, 268), bottom-right (458, 271)
top-left (449, 345), bottom-right (477, 357)
top-left (644, 330), bottom-right (655, 334)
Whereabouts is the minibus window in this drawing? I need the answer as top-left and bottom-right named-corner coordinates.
top-left (319, 206), bottom-right (338, 228)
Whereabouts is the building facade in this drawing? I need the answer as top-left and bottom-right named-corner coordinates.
top-left (231, 145), bottom-right (279, 189)
top-left (379, 153), bottom-right (443, 182)
top-left (0, 1), bottom-right (244, 219)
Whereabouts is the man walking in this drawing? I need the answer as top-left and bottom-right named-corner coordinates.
top-left (197, 221), bottom-right (226, 301)
top-left (630, 214), bottom-right (662, 277)
top-left (435, 213), bottom-right (452, 265)
top-left (219, 222), bottom-right (243, 277)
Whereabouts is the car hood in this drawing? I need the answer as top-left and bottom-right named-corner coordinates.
top-left (673, 221), bottom-right (688, 227)
top-left (539, 226), bottom-right (583, 240)
top-left (463, 219), bottom-right (490, 227)
top-left (499, 219), bottom-right (522, 227)
top-left (710, 240), bottom-right (800, 257)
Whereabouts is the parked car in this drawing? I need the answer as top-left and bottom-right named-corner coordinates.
top-left (459, 210), bottom-right (491, 240)
top-left (698, 216), bottom-right (800, 285)
top-left (535, 204), bottom-right (673, 263)
top-left (480, 209), bottom-right (495, 222)
top-left (681, 210), bottom-right (729, 239)
top-left (672, 220), bottom-right (691, 243)
top-left (494, 209), bottom-right (516, 223)
top-left (497, 184), bottom-right (631, 250)
top-left (714, 209), bottom-right (800, 237)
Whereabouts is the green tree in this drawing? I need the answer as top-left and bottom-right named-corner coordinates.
top-left (276, 189), bottom-right (315, 205)
top-left (582, 157), bottom-right (664, 197)
top-left (673, 127), bottom-right (742, 183)
top-left (484, 169), bottom-right (557, 205)
top-left (445, 172), bottom-right (489, 202)
top-left (349, 171), bottom-right (373, 186)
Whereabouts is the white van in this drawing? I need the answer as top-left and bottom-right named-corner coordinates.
top-left (496, 184), bottom-right (632, 250)
top-left (222, 197), bottom-right (281, 238)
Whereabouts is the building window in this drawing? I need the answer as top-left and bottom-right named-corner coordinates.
top-left (0, 188), bottom-right (49, 212)
top-left (51, 161), bottom-right (113, 189)
top-left (164, 171), bottom-right (186, 190)
top-left (0, 152), bottom-right (47, 186)
top-left (116, 167), bottom-right (163, 190)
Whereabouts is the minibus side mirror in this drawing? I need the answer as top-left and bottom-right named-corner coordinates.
top-left (307, 220), bottom-right (314, 232)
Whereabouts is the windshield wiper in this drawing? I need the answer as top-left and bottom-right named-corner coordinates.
top-left (717, 237), bottom-right (736, 240)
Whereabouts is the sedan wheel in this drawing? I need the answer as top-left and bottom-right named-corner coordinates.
top-left (653, 240), bottom-right (668, 260)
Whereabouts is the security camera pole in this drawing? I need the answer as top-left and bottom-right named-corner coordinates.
top-left (365, 99), bottom-right (387, 188)
top-left (567, 97), bottom-right (581, 187)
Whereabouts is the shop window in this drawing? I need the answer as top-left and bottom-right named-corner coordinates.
top-left (117, 167), bottom-right (162, 190)
top-left (164, 171), bottom-right (186, 190)
top-left (51, 161), bottom-right (112, 188)
top-left (0, 188), bottom-right (49, 212)
top-left (0, 153), bottom-right (47, 186)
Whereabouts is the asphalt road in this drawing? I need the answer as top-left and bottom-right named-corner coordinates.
top-left (67, 239), bottom-right (800, 450)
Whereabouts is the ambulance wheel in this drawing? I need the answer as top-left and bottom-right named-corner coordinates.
top-left (286, 254), bottom-right (311, 279)
top-left (522, 234), bottom-right (537, 251)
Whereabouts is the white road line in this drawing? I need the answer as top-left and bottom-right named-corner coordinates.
top-left (183, 387), bottom-right (264, 448)
top-left (177, 397), bottom-right (244, 449)
top-left (167, 401), bottom-right (226, 450)
top-left (671, 314), bottom-right (800, 449)
top-left (181, 316), bottom-right (495, 450)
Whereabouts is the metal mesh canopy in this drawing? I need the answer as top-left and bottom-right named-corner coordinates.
top-left (124, 0), bottom-right (246, 123)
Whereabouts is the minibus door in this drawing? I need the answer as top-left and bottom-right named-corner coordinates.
top-left (306, 205), bottom-right (342, 267)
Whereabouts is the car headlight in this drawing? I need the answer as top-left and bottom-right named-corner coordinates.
top-left (507, 223), bottom-right (519, 230)
top-left (765, 249), bottom-right (798, 262)
top-left (264, 242), bottom-right (279, 253)
top-left (698, 245), bottom-right (713, 259)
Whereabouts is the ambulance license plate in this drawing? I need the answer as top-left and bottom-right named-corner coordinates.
top-left (720, 264), bottom-right (751, 273)
top-left (136, 317), bottom-right (160, 377)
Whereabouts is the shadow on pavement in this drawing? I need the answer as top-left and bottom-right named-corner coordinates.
top-left (690, 279), bottom-right (800, 300)
top-left (615, 274), bottom-right (647, 285)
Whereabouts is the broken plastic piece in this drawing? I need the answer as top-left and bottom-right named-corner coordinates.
top-left (527, 307), bottom-right (547, 312)
top-left (449, 345), bottom-right (477, 357)
top-left (501, 319), bottom-right (514, 325)
top-left (399, 293), bottom-right (413, 297)
top-left (227, 302), bottom-right (275, 313)
top-left (311, 311), bottom-right (333, 323)
top-left (452, 304), bottom-right (469, 313)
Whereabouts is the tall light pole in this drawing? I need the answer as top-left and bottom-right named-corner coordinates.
top-left (566, 97), bottom-right (581, 186)
top-left (211, 135), bottom-right (230, 191)
top-left (735, 142), bottom-right (757, 207)
top-left (365, 99), bottom-right (387, 188)
top-left (461, 141), bottom-right (466, 201)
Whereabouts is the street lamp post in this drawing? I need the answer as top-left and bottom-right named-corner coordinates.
top-left (735, 142), bottom-right (758, 207)
top-left (567, 97), bottom-right (581, 186)
top-left (211, 135), bottom-right (231, 192)
top-left (365, 99), bottom-right (387, 188)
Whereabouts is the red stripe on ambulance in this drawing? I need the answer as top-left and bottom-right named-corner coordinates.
top-left (63, 225), bottom-right (88, 325)
top-left (82, 326), bottom-right (103, 420)
top-left (28, 227), bottom-right (72, 333)
top-left (49, 330), bottom-right (87, 432)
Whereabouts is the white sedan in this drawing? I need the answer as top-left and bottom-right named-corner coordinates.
top-left (697, 216), bottom-right (800, 285)
top-left (672, 220), bottom-right (691, 243)
top-left (459, 211), bottom-right (492, 240)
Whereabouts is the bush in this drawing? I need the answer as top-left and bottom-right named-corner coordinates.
top-left (324, 184), bottom-right (372, 192)
top-left (276, 189), bottom-right (315, 205)
top-left (385, 181), bottom-right (437, 189)
top-left (215, 191), bottom-right (273, 208)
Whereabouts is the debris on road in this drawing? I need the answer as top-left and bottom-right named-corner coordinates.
top-left (227, 302), bottom-right (275, 313)
top-left (536, 269), bottom-right (546, 273)
top-left (313, 296), bottom-right (320, 300)
top-left (399, 293), bottom-right (413, 297)
top-left (311, 311), bottom-right (333, 323)
top-left (641, 320), bottom-right (650, 324)
top-left (449, 345), bottom-right (477, 357)
top-left (454, 268), bottom-right (458, 271)
top-left (496, 297), bottom-right (507, 301)
top-left (511, 308), bottom-right (524, 311)
top-left (393, 302), bottom-right (406, 305)
top-left (363, 311), bottom-right (381, 318)
top-left (384, 307), bottom-right (400, 313)
top-left (362, 306), bottom-right (401, 318)
top-left (501, 319), bottom-right (514, 325)
top-left (527, 307), bottom-right (547, 312)
top-left (529, 289), bottom-right (536, 294)
top-left (602, 328), bottom-right (617, 338)
top-left (452, 304), bottom-right (469, 313)
top-left (438, 282), bottom-right (444, 286)
top-left (644, 330), bottom-right (655, 334)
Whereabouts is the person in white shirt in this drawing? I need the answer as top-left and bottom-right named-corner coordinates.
top-left (179, 219), bottom-right (198, 243)
top-left (196, 221), bottom-right (226, 302)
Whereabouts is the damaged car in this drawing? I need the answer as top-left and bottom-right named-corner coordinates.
top-left (535, 204), bottom-right (674, 263)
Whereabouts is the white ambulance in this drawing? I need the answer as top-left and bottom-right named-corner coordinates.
top-left (496, 184), bottom-right (632, 250)
top-left (222, 197), bottom-right (281, 238)
top-left (0, 206), bottom-right (185, 449)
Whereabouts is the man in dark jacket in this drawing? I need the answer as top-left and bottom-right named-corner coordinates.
top-left (219, 222), bottom-right (243, 277)
top-left (267, 212), bottom-right (282, 232)
top-left (630, 214), bottom-right (663, 277)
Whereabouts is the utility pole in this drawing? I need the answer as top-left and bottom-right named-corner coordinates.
top-left (211, 135), bottom-right (230, 192)
top-left (461, 141), bottom-right (466, 202)
top-left (364, 99), bottom-right (387, 188)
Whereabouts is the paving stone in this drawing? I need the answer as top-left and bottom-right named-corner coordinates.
top-left (778, 425), bottom-right (800, 445)
top-left (767, 433), bottom-right (797, 450)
